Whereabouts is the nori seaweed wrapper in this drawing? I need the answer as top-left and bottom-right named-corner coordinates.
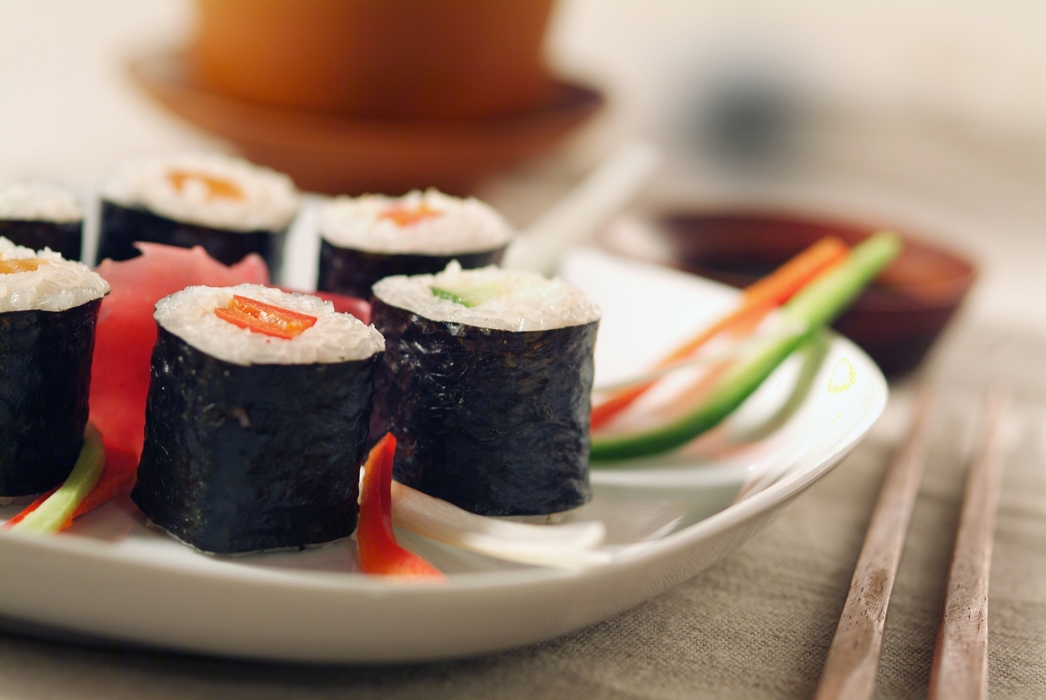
top-left (0, 219), bottom-right (82, 262)
top-left (0, 299), bottom-right (100, 497)
top-left (370, 298), bottom-right (597, 517)
top-left (317, 240), bottom-right (506, 299)
top-left (96, 201), bottom-right (285, 272)
top-left (132, 326), bottom-right (381, 554)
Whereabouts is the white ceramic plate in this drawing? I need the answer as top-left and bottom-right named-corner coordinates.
top-left (0, 248), bottom-right (887, 663)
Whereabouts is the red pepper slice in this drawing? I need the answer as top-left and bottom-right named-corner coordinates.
top-left (166, 170), bottom-right (244, 201)
top-left (377, 202), bottom-right (443, 227)
top-left (214, 295), bottom-right (318, 339)
top-left (4, 457), bottom-right (134, 531)
top-left (3, 487), bottom-right (59, 528)
top-left (357, 433), bottom-right (445, 580)
top-left (0, 258), bottom-right (47, 275)
top-left (69, 443), bottom-right (138, 521)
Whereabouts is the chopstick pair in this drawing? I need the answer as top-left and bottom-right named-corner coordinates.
top-left (813, 387), bottom-right (1009, 700)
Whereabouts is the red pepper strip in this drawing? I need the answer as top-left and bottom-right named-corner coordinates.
top-left (0, 258), bottom-right (47, 275)
top-left (3, 443), bottom-right (134, 531)
top-left (69, 442), bottom-right (139, 521)
top-left (167, 170), bottom-right (244, 201)
top-left (214, 295), bottom-right (318, 339)
top-left (377, 202), bottom-right (443, 227)
top-left (357, 434), bottom-right (445, 580)
top-left (3, 487), bottom-right (59, 528)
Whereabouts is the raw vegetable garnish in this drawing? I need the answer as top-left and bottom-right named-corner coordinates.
top-left (5, 424), bottom-right (106, 534)
top-left (358, 433), bottom-right (445, 580)
top-left (430, 281), bottom-right (507, 308)
top-left (590, 232), bottom-right (902, 462)
top-left (214, 295), bottom-right (318, 339)
top-left (590, 237), bottom-right (848, 430)
top-left (356, 440), bottom-right (609, 573)
top-left (390, 481), bottom-right (610, 570)
top-left (378, 202), bottom-right (443, 227)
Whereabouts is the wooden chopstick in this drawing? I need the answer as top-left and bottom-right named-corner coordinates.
top-left (927, 389), bottom-right (1010, 700)
top-left (813, 388), bottom-right (935, 700)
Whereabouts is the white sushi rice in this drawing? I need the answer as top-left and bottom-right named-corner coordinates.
top-left (155, 284), bottom-right (384, 366)
top-left (319, 189), bottom-right (514, 255)
top-left (0, 182), bottom-right (82, 223)
top-left (101, 153), bottom-right (299, 232)
top-left (0, 237), bottom-right (108, 313)
top-left (373, 263), bottom-right (601, 332)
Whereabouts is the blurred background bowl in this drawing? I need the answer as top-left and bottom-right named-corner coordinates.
top-left (190, 0), bottom-right (559, 120)
top-left (130, 51), bottom-right (603, 195)
top-left (600, 211), bottom-right (977, 377)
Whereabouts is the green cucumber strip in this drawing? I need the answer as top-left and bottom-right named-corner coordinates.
top-left (10, 425), bottom-right (106, 534)
top-left (590, 232), bottom-right (902, 463)
top-left (430, 282), bottom-right (507, 307)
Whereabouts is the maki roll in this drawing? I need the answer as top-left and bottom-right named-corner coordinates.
top-left (131, 284), bottom-right (385, 554)
top-left (97, 153), bottom-right (298, 272)
top-left (370, 263), bottom-right (601, 516)
top-left (0, 237), bottom-right (109, 500)
top-left (317, 189), bottom-right (513, 299)
top-left (0, 182), bottom-right (84, 261)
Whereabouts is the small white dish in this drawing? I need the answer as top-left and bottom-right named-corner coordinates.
top-left (0, 248), bottom-right (886, 663)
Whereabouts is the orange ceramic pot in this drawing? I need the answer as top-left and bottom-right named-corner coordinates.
top-left (190, 0), bottom-right (558, 119)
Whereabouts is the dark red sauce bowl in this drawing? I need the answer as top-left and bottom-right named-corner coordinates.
top-left (646, 212), bottom-right (976, 377)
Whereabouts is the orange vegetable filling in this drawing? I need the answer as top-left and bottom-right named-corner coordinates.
top-left (214, 295), bottom-right (318, 339)
top-left (377, 202), bottom-right (443, 227)
top-left (166, 170), bottom-right (244, 201)
top-left (0, 258), bottom-right (47, 275)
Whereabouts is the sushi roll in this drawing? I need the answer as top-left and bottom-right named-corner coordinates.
top-left (131, 284), bottom-right (384, 554)
top-left (97, 153), bottom-right (298, 272)
top-left (370, 263), bottom-right (600, 517)
top-left (317, 189), bottom-right (513, 299)
top-left (0, 182), bottom-right (84, 261)
top-left (0, 237), bottom-right (108, 500)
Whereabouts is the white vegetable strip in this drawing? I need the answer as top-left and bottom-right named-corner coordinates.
top-left (592, 315), bottom-right (809, 394)
top-left (390, 481), bottom-right (611, 570)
